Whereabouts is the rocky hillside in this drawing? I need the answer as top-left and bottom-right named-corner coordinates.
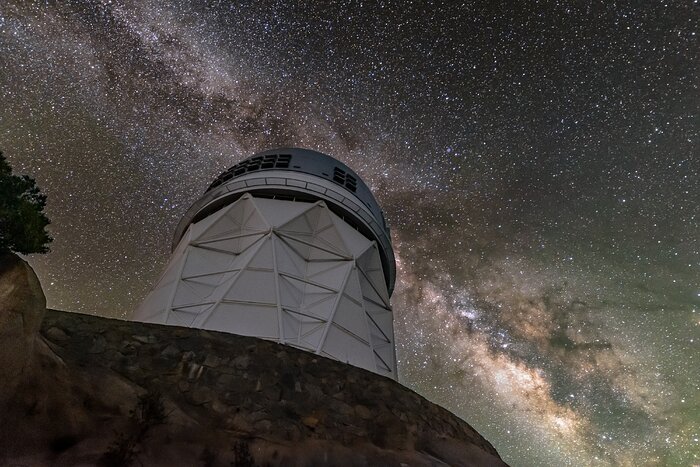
top-left (0, 254), bottom-right (507, 466)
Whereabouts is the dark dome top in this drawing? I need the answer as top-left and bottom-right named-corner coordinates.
top-left (207, 148), bottom-right (388, 230)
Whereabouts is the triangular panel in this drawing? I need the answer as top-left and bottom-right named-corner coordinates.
top-left (199, 196), bottom-right (269, 242)
top-left (373, 343), bottom-right (395, 372)
top-left (201, 303), bottom-right (279, 339)
top-left (343, 268), bottom-right (364, 303)
top-left (322, 325), bottom-right (375, 369)
top-left (279, 275), bottom-right (304, 309)
top-left (184, 271), bottom-right (231, 289)
top-left (356, 246), bottom-right (390, 306)
top-left (172, 280), bottom-right (212, 307)
top-left (300, 323), bottom-right (326, 348)
top-left (196, 232), bottom-right (266, 255)
top-left (332, 218), bottom-right (375, 257)
top-left (310, 207), bottom-right (351, 255)
top-left (252, 197), bottom-right (316, 227)
top-left (304, 293), bottom-right (337, 320)
top-left (332, 295), bottom-right (369, 341)
top-left (282, 311), bottom-right (301, 342)
top-left (224, 269), bottom-right (277, 304)
top-left (248, 236), bottom-right (274, 269)
top-left (197, 198), bottom-right (247, 241)
top-left (182, 247), bottom-right (236, 278)
top-left (306, 261), bottom-right (351, 289)
top-left (274, 235), bottom-right (306, 276)
top-left (280, 234), bottom-right (349, 261)
top-left (278, 207), bottom-right (315, 236)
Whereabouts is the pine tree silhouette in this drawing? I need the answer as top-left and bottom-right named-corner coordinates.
top-left (0, 151), bottom-right (52, 254)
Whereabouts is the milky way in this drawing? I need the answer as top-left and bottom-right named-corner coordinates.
top-left (1, 1), bottom-right (698, 465)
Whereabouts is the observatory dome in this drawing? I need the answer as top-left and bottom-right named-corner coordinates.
top-left (134, 148), bottom-right (398, 378)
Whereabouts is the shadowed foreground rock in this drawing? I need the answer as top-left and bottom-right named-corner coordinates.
top-left (0, 256), bottom-right (507, 466)
top-left (0, 254), bottom-right (46, 404)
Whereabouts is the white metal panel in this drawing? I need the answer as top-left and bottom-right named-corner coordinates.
top-left (133, 194), bottom-right (396, 378)
top-left (202, 303), bottom-right (279, 338)
top-left (324, 325), bottom-right (376, 369)
top-left (226, 270), bottom-right (277, 304)
top-left (274, 238), bottom-right (306, 276)
top-left (306, 261), bottom-right (350, 289)
top-left (333, 295), bottom-right (370, 341)
top-left (253, 196), bottom-right (313, 226)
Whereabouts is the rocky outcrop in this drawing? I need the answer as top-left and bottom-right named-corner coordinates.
top-left (0, 254), bottom-right (46, 404)
top-left (0, 255), bottom-right (507, 466)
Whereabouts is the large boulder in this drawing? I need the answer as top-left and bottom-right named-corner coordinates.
top-left (0, 253), bottom-right (46, 401)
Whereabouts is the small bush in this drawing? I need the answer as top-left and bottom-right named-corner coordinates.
top-left (134, 389), bottom-right (167, 426)
top-left (100, 389), bottom-right (167, 466)
top-left (231, 440), bottom-right (256, 467)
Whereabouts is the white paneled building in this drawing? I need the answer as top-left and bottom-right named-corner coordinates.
top-left (133, 148), bottom-right (397, 378)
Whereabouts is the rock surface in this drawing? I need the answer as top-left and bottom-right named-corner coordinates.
top-left (0, 256), bottom-right (508, 466)
top-left (0, 253), bottom-right (46, 403)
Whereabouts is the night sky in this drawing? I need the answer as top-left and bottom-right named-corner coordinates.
top-left (1, 1), bottom-right (698, 465)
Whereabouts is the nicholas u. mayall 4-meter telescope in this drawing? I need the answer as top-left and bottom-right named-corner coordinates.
top-left (133, 148), bottom-right (397, 378)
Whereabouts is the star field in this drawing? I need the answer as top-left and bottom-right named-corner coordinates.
top-left (1, 1), bottom-right (698, 465)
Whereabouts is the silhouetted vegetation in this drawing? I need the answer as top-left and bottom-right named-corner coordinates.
top-left (0, 151), bottom-right (52, 254)
top-left (231, 439), bottom-right (256, 467)
top-left (101, 389), bottom-right (167, 467)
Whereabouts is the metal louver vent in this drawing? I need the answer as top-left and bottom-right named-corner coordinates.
top-left (332, 167), bottom-right (357, 192)
top-left (208, 154), bottom-right (292, 190)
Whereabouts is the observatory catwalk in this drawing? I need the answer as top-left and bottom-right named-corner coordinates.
top-left (133, 148), bottom-right (397, 378)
